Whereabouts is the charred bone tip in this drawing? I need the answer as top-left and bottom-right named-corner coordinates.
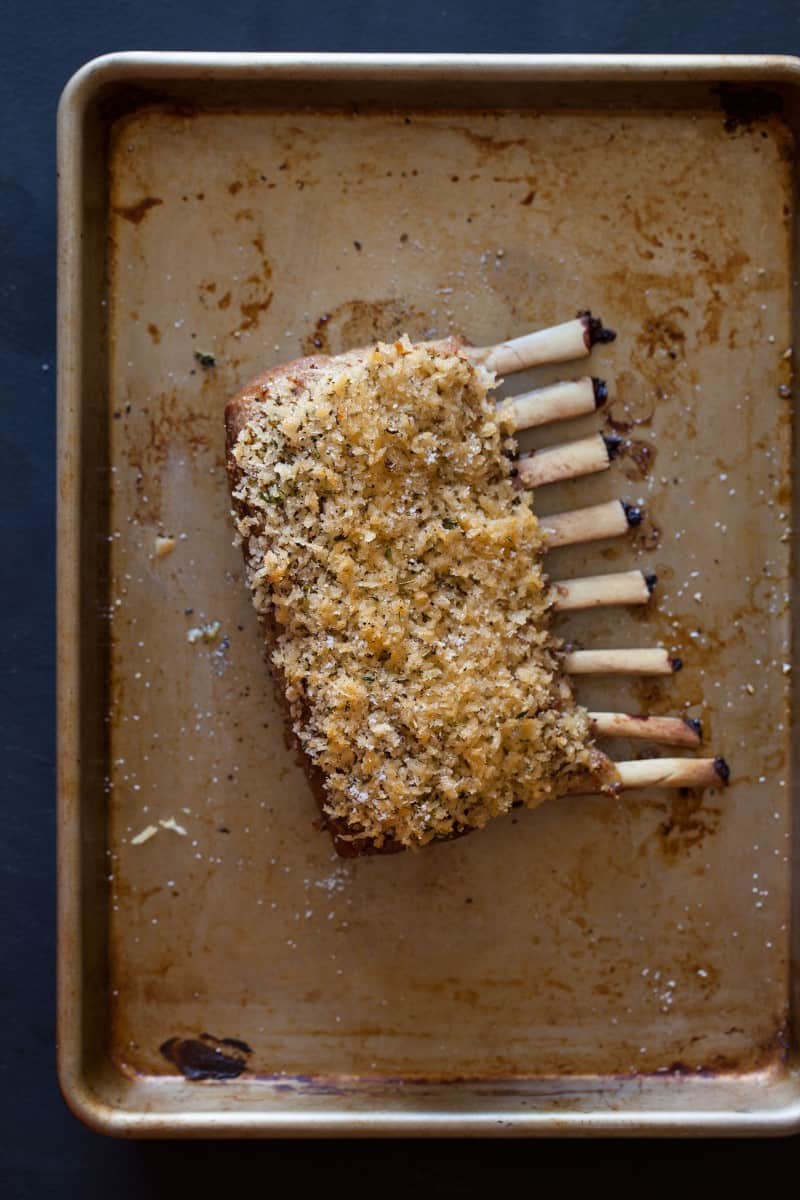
top-left (579, 310), bottom-right (617, 348)
top-left (622, 501), bottom-right (643, 527)
top-left (714, 756), bottom-right (731, 785)
top-left (592, 377), bottom-right (608, 407)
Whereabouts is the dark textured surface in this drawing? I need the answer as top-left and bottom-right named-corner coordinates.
top-left (2, 2), bottom-right (799, 1193)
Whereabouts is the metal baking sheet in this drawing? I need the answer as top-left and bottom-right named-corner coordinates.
top-left (57, 53), bottom-right (800, 1135)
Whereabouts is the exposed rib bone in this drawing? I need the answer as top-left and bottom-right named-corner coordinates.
top-left (541, 499), bottom-right (640, 548)
top-left (468, 312), bottom-right (616, 375)
top-left (615, 757), bottom-right (729, 789)
top-left (563, 649), bottom-right (679, 675)
top-left (516, 433), bottom-right (620, 489)
top-left (498, 376), bottom-right (605, 431)
top-left (551, 569), bottom-right (655, 612)
top-left (589, 712), bottom-right (702, 748)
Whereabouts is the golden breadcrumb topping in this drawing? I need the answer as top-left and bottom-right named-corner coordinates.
top-left (231, 338), bottom-right (597, 847)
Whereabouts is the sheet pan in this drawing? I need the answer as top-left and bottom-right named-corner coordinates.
top-left (57, 52), bottom-right (800, 1135)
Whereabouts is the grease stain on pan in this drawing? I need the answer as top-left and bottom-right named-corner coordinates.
top-left (602, 388), bottom-right (655, 435)
top-left (119, 392), bottom-right (222, 524)
top-left (235, 1017), bottom-right (791, 1090)
top-left (237, 291), bottom-right (274, 333)
top-left (445, 125), bottom-right (528, 160)
top-left (113, 196), bottom-right (164, 225)
top-left (615, 437), bottom-right (656, 482)
top-left (233, 236), bottom-right (274, 334)
top-left (602, 244), bottom-right (753, 367)
top-left (631, 514), bottom-right (662, 553)
top-left (302, 298), bottom-right (434, 356)
top-left (654, 788), bottom-right (721, 858)
top-left (637, 306), bottom-right (690, 360)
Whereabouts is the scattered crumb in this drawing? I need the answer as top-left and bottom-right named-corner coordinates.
top-left (194, 350), bottom-right (216, 369)
top-left (159, 816), bottom-right (188, 836)
top-left (154, 535), bottom-right (176, 558)
top-left (131, 824), bottom-right (159, 845)
top-left (187, 621), bottom-right (221, 644)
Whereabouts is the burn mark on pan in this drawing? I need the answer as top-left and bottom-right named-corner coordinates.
top-left (657, 1019), bottom-right (790, 1077)
top-left (229, 166), bottom-right (275, 193)
top-left (302, 298), bottom-right (433, 356)
top-left (160, 1032), bottom-right (252, 1080)
top-left (654, 789), bottom-right (721, 858)
top-left (446, 126), bottom-right (527, 161)
top-left (227, 238), bottom-right (273, 334)
top-left (113, 196), bottom-right (164, 225)
top-left (631, 512), bottom-right (662, 552)
top-left (628, 674), bottom-right (675, 714)
top-left (612, 437), bottom-right (656, 482)
top-left (695, 249), bottom-right (750, 344)
top-left (637, 307), bottom-right (689, 360)
top-left (605, 407), bottom-right (652, 434)
top-left (238, 295), bottom-right (273, 332)
top-left (196, 280), bottom-right (219, 312)
top-left (121, 393), bottom-right (220, 523)
top-left (202, 1032), bottom-right (252, 1054)
top-left (628, 206), bottom-right (664, 251)
top-left (715, 86), bottom-right (783, 133)
top-left (603, 373), bottom-right (656, 435)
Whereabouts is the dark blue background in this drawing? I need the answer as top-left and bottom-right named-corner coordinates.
top-left (2, 2), bottom-right (798, 1193)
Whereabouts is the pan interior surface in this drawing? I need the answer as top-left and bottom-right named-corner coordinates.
top-left (59, 60), bottom-right (799, 1133)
